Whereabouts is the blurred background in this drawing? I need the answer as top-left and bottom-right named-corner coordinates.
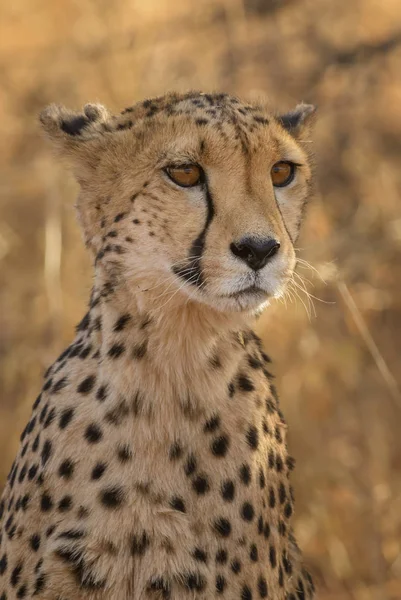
top-left (1, 0), bottom-right (401, 598)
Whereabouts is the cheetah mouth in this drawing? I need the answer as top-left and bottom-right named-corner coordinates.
top-left (224, 285), bottom-right (268, 299)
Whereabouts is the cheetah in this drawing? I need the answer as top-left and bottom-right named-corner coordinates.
top-left (0, 91), bottom-right (316, 600)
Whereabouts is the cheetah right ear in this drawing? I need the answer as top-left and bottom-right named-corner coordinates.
top-left (277, 103), bottom-right (317, 139)
top-left (39, 103), bottom-right (112, 182)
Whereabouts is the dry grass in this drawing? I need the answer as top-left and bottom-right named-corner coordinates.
top-left (1, 0), bottom-right (401, 597)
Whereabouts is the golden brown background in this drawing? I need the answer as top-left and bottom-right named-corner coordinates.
top-left (1, 1), bottom-right (401, 598)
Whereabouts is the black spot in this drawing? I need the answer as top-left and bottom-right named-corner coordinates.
top-left (18, 464), bottom-right (27, 483)
top-left (132, 341), bottom-right (147, 359)
top-left (248, 355), bottom-right (263, 369)
top-left (283, 553), bottom-right (293, 575)
top-left (39, 403), bottom-right (49, 424)
top-left (254, 115), bottom-right (269, 125)
top-left (30, 534), bottom-right (41, 551)
top-left (269, 545), bottom-right (277, 568)
top-left (28, 464), bottom-right (38, 481)
top-left (59, 407), bottom-right (74, 429)
top-left (131, 531), bottom-right (150, 555)
top-left (108, 343), bottom-right (126, 359)
top-left (237, 375), bottom-right (254, 392)
top-left (279, 482), bottom-right (286, 504)
top-left (211, 435), bottom-right (230, 457)
top-left (0, 553), bottom-right (7, 575)
top-left (268, 450), bottom-right (275, 469)
top-left (96, 385), bottom-right (108, 402)
top-left (52, 376), bottom-right (68, 393)
top-left (114, 314), bottom-right (131, 331)
top-left (240, 464), bottom-right (251, 485)
top-left (93, 316), bottom-right (102, 331)
top-left (269, 487), bottom-right (276, 508)
top-left (58, 459), bottom-right (74, 479)
top-left (196, 118), bottom-right (209, 126)
top-left (57, 529), bottom-right (85, 540)
top-left (275, 425), bottom-right (283, 444)
top-left (184, 454), bottom-right (197, 476)
top-left (278, 520), bottom-right (286, 536)
top-left (33, 573), bottom-right (46, 595)
top-left (10, 562), bottom-right (22, 587)
top-left (84, 423), bottom-right (103, 443)
top-left (170, 496), bottom-right (186, 513)
top-left (99, 486), bottom-right (125, 509)
top-left (169, 442), bottom-right (183, 460)
top-left (193, 548), bottom-right (208, 563)
top-left (216, 574), bottom-right (226, 593)
top-left (231, 559), bottom-right (241, 574)
top-left (41, 440), bottom-right (52, 466)
top-left (249, 543), bottom-right (258, 561)
top-left (241, 585), bottom-right (253, 600)
top-left (43, 407), bottom-right (56, 428)
top-left (203, 415), bottom-right (220, 432)
top-left (77, 375), bottom-right (96, 394)
top-left (32, 394), bottom-right (42, 409)
top-left (40, 493), bottom-right (53, 512)
top-left (58, 495), bottom-right (73, 512)
top-left (216, 549), bottom-right (228, 564)
top-left (79, 345), bottom-right (92, 359)
top-left (183, 572), bottom-right (206, 591)
top-left (286, 455), bottom-right (296, 471)
top-left (246, 425), bottom-right (259, 450)
top-left (17, 585), bottom-right (27, 598)
top-left (213, 518), bottom-right (231, 537)
top-left (221, 480), bottom-right (235, 502)
top-left (147, 576), bottom-right (170, 599)
top-left (228, 382), bottom-right (235, 397)
top-left (114, 212), bottom-right (126, 222)
top-left (117, 444), bottom-right (132, 462)
top-left (276, 455), bottom-right (284, 473)
top-left (91, 462), bottom-right (107, 480)
top-left (43, 378), bottom-right (52, 392)
top-left (284, 502), bottom-right (293, 518)
top-left (21, 494), bottom-right (30, 511)
top-left (241, 502), bottom-right (254, 521)
top-left (26, 416), bottom-right (37, 434)
top-left (258, 576), bottom-right (268, 597)
top-left (192, 474), bottom-right (210, 495)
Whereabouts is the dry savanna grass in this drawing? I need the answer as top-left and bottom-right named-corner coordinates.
top-left (0, 1), bottom-right (401, 598)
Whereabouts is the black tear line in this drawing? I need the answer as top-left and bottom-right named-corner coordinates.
top-left (172, 183), bottom-right (215, 287)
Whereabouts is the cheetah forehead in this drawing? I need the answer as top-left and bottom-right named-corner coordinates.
top-left (39, 90), bottom-right (316, 148)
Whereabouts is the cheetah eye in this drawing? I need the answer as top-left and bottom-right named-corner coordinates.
top-left (165, 164), bottom-right (203, 188)
top-left (271, 161), bottom-right (296, 187)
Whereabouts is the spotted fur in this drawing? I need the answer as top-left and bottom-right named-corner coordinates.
top-left (0, 91), bottom-right (316, 599)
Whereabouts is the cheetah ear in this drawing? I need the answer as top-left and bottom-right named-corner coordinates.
top-left (39, 103), bottom-right (111, 182)
top-left (278, 103), bottom-right (317, 138)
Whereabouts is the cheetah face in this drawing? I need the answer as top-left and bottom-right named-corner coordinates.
top-left (40, 93), bottom-right (315, 314)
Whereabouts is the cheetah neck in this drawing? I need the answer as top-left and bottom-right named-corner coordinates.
top-left (78, 271), bottom-right (254, 416)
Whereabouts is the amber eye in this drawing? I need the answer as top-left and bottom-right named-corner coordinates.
top-left (165, 164), bottom-right (202, 187)
top-left (271, 161), bottom-right (295, 187)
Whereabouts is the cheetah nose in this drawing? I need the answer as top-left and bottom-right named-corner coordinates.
top-left (230, 237), bottom-right (281, 271)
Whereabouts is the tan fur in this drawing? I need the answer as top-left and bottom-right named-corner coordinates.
top-left (0, 92), bottom-right (316, 599)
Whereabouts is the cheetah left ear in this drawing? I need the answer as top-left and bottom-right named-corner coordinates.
top-left (277, 103), bottom-right (317, 138)
top-left (39, 103), bottom-right (111, 183)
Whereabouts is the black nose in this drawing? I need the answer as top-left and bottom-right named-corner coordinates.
top-left (230, 237), bottom-right (281, 271)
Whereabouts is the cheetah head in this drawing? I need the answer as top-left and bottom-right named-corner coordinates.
top-left (40, 92), bottom-right (316, 314)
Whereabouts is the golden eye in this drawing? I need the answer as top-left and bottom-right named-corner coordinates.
top-left (165, 164), bottom-right (202, 187)
top-left (271, 161), bottom-right (295, 187)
